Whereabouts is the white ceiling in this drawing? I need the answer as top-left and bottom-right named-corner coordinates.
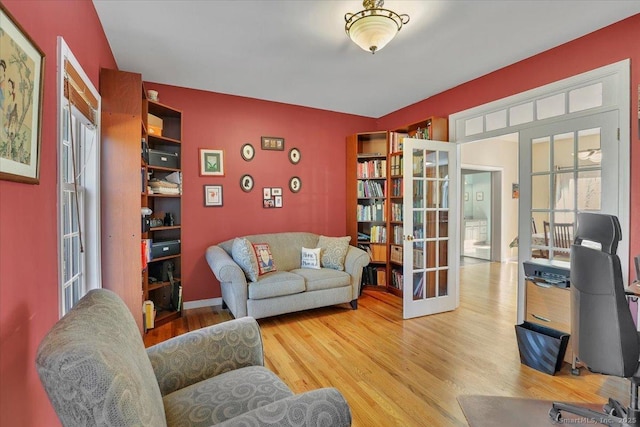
top-left (92, 1), bottom-right (640, 118)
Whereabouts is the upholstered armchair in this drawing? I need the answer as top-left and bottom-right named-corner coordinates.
top-left (36, 289), bottom-right (351, 426)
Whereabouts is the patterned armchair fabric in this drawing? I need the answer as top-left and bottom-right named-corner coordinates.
top-left (36, 289), bottom-right (352, 427)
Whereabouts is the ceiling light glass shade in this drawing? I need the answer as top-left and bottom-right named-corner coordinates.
top-left (345, 1), bottom-right (409, 54)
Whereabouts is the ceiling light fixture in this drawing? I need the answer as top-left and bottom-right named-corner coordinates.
top-left (345, 0), bottom-right (410, 54)
top-left (577, 148), bottom-right (602, 163)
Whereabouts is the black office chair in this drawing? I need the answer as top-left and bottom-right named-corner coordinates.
top-left (550, 213), bottom-right (640, 426)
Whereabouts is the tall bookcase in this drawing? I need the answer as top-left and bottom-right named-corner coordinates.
top-left (100, 68), bottom-right (183, 331)
top-left (141, 99), bottom-right (183, 327)
top-left (346, 117), bottom-right (447, 296)
top-left (346, 132), bottom-right (389, 290)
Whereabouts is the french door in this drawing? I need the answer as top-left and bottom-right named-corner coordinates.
top-left (402, 138), bottom-right (459, 319)
top-left (518, 110), bottom-right (627, 282)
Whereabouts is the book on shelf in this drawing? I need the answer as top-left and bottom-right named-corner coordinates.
top-left (356, 201), bottom-right (386, 222)
top-left (390, 268), bottom-right (403, 290)
top-left (390, 155), bottom-right (404, 176)
top-left (390, 132), bottom-right (408, 153)
top-left (357, 159), bottom-right (387, 179)
top-left (357, 180), bottom-right (386, 198)
top-left (369, 225), bottom-right (386, 243)
top-left (143, 300), bottom-right (155, 331)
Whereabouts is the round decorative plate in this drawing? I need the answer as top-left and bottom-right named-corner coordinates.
top-left (289, 147), bottom-right (301, 164)
top-left (289, 176), bottom-right (301, 193)
top-left (241, 143), bottom-right (255, 161)
top-left (240, 174), bottom-right (254, 192)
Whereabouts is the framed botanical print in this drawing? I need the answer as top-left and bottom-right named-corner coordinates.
top-left (204, 185), bottom-right (223, 206)
top-left (0, 4), bottom-right (45, 184)
top-left (200, 149), bottom-right (224, 176)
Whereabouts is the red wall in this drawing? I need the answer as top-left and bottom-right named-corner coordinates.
top-left (140, 84), bottom-right (374, 302)
top-left (0, 1), bottom-right (117, 425)
top-left (377, 13), bottom-right (640, 278)
top-left (1, 1), bottom-right (639, 425)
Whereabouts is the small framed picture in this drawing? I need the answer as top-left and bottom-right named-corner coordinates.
top-left (476, 192), bottom-right (484, 201)
top-left (200, 149), bottom-right (224, 176)
top-left (240, 174), bottom-right (254, 192)
top-left (289, 148), bottom-right (301, 164)
top-left (204, 185), bottom-right (223, 206)
top-left (289, 176), bottom-right (301, 193)
top-left (261, 136), bottom-right (285, 151)
top-left (464, 192), bottom-right (469, 201)
top-left (263, 187), bottom-right (283, 208)
top-left (241, 143), bottom-right (255, 161)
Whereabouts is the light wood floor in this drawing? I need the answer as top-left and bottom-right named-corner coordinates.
top-left (144, 262), bottom-right (629, 426)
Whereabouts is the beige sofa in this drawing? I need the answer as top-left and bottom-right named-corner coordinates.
top-left (205, 232), bottom-right (370, 319)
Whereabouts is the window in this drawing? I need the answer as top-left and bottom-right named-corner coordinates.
top-left (57, 37), bottom-right (101, 317)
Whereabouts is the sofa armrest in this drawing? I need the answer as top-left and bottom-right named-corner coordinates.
top-left (146, 317), bottom-right (264, 396)
top-left (205, 245), bottom-right (247, 284)
top-left (344, 246), bottom-right (370, 300)
top-left (215, 388), bottom-right (351, 427)
top-left (344, 245), bottom-right (370, 274)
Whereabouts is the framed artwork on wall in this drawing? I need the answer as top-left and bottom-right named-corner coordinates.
top-left (240, 174), bottom-right (254, 192)
top-left (241, 143), bottom-right (255, 161)
top-left (204, 185), bottom-right (223, 206)
top-left (0, 4), bottom-right (45, 184)
top-left (261, 136), bottom-right (285, 151)
top-left (263, 187), bottom-right (283, 208)
top-left (200, 149), bottom-right (224, 176)
top-left (288, 147), bottom-right (301, 164)
top-left (289, 176), bottom-right (301, 193)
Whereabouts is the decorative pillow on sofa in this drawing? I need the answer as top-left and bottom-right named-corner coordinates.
top-left (252, 243), bottom-right (277, 275)
top-left (316, 236), bottom-right (351, 271)
top-left (300, 247), bottom-right (321, 269)
top-left (231, 238), bottom-right (260, 282)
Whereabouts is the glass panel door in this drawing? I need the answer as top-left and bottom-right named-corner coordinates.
top-left (522, 111), bottom-right (618, 265)
top-left (403, 138), bottom-right (459, 319)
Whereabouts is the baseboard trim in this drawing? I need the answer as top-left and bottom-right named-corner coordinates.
top-left (183, 297), bottom-right (222, 310)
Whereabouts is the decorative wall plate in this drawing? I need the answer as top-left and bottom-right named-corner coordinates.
top-left (241, 143), bottom-right (255, 161)
top-left (289, 147), bottom-right (301, 164)
top-left (289, 176), bottom-right (301, 193)
top-left (240, 174), bottom-right (254, 192)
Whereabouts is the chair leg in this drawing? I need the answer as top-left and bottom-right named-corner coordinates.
top-left (550, 378), bottom-right (640, 427)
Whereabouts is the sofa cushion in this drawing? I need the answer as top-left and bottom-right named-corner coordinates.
top-left (291, 268), bottom-right (351, 292)
top-left (248, 271), bottom-right (305, 300)
top-left (317, 235), bottom-right (351, 271)
top-left (163, 366), bottom-right (293, 427)
top-left (231, 238), bottom-right (260, 282)
top-left (253, 242), bottom-right (277, 275)
top-left (300, 247), bottom-right (321, 269)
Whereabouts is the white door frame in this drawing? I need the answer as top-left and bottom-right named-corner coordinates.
top-left (449, 60), bottom-right (630, 323)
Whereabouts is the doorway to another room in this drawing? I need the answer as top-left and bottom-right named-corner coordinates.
top-left (462, 170), bottom-right (493, 262)
top-left (460, 133), bottom-right (519, 266)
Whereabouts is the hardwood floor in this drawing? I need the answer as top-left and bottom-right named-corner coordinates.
top-left (144, 262), bottom-right (628, 426)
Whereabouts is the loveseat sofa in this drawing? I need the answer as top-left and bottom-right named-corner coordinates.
top-left (206, 232), bottom-right (370, 319)
top-left (36, 289), bottom-right (352, 426)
